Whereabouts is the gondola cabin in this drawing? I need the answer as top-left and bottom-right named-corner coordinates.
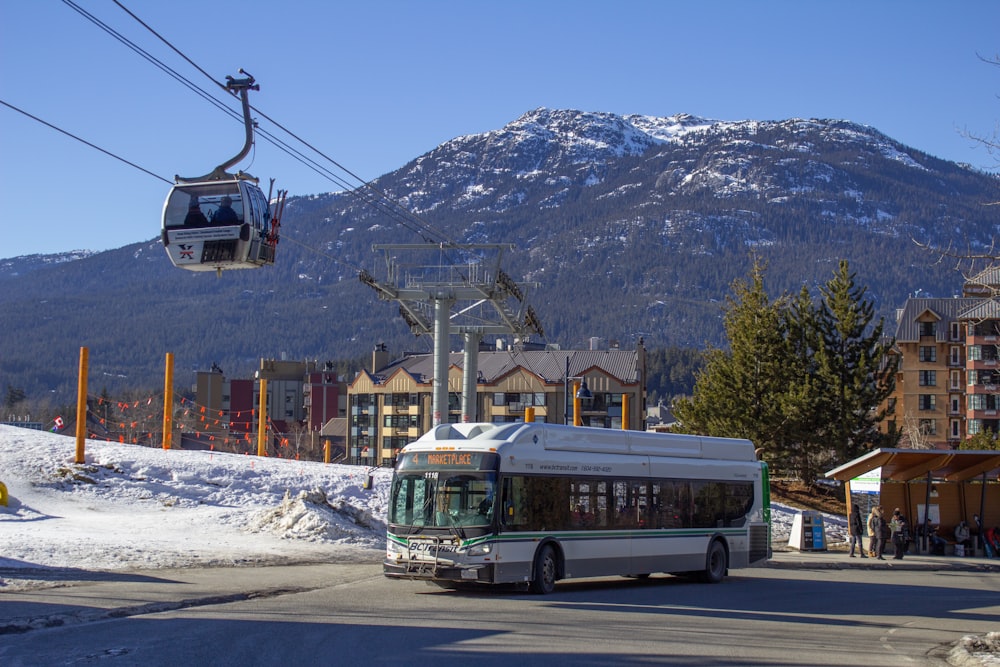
top-left (161, 178), bottom-right (276, 272)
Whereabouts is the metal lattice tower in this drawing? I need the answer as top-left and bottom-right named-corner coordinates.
top-left (359, 243), bottom-right (543, 425)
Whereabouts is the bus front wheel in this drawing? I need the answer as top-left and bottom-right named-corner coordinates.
top-left (531, 544), bottom-right (558, 594)
top-left (700, 540), bottom-right (727, 583)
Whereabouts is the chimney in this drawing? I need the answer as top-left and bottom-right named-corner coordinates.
top-left (372, 343), bottom-right (389, 373)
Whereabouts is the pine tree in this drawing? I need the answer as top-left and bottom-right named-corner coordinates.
top-left (813, 260), bottom-right (898, 472)
top-left (774, 286), bottom-right (828, 479)
top-left (673, 259), bottom-right (792, 456)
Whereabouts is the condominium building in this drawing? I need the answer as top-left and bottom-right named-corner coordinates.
top-left (885, 269), bottom-right (1000, 448)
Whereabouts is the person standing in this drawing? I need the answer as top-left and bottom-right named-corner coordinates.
top-left (890, 508), bottom-right (909, 560)
top-left (868, 506), bottom-right (885, 560)
top-left (848, 504), bottom-right (867, 558)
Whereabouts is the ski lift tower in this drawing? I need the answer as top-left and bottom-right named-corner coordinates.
top-left (359, 243), bottom-right (543, 425)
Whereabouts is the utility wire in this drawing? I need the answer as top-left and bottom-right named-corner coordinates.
top-left (0, 99), bottom-right (173, 185)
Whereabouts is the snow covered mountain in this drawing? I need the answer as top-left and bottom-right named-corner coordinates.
top-left (2, 109), bottom-right (996, 401)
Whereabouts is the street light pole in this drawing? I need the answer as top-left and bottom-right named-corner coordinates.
top-left (564, 355), bottom-right (593, 426)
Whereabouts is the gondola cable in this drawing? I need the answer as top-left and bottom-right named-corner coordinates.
top-left (107, 0), bottom-right (454, 246)
top-left (0, 98), bottom-right (370, 276)
top-left (0, 99), bottom-right (172, 185)
top-left (59, 0), bottom-right (479, 284)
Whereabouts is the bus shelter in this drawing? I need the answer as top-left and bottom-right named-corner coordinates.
top-left (825, 449), bottom-right (1000, 555)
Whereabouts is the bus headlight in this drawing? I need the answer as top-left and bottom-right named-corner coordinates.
top-left (467, 543), bottom-right (492, 556)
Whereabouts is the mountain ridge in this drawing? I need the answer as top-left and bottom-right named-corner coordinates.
top-left (1, 108), bottom-right (996, 405)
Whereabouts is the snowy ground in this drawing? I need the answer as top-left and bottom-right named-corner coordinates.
top-left (0, 424), bottom-right (841, 585)
top-left (6, 425), bottom-right (996, 664)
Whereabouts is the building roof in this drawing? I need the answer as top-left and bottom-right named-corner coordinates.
top-left (825, 448), bottom-right (1000, 483)
top-left (957, 298), bottom-right (1000, 322)
top-left (893, 297), bottom-right (980, 342)
top-left (964, 266), bottom-right (1000, 295)
top-left (375, 348), bottom-right (640, 385)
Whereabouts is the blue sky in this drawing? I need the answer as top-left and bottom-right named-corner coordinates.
top-left (1, 0), bottom-right (997, 258)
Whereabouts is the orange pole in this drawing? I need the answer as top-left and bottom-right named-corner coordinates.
top-left (525, 406), bottom-right (535, 423)
top-left (622, 393), bottom-right (630, 430)
top-left (573, 380), bottom-right (582, 427)
top-left (74, 347), bottom-right (88, 463)
top-left (324, 439), bottom-right (331, 464)
top-left (257, 378), bottom-right (268, 457)
top-left (162, 353), bottom-right (174, 450)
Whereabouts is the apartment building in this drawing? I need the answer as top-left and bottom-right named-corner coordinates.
top-left (886, 270), bottom-right (1000, 448)
top-left (348, 343), bottom-right (647, 466)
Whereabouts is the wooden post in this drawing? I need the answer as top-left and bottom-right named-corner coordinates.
top-left (162, 352), bottom-right (174, 450)
top-left (75, 347), bottom-right (88, 463)
top-left (573, 380), bottom-right (582, 427)
top-left (257, 378), bottom-right (268, 457)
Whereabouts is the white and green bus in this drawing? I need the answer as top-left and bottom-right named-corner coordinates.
top-left (384, 422), bottom-right (771, 593)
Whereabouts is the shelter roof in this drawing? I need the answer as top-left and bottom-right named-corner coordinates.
top-left (825, 449), bottom-right (1000, 484)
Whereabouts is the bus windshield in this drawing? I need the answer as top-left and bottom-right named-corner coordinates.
top-left (389, 471), bottom-right (497, 529)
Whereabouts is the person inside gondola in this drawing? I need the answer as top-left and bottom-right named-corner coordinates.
top-left (184, 198), bottom-right (209, 226)
top-left (213, 195), bottom-right (239, 223)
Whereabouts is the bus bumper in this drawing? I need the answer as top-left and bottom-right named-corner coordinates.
top-left (383, 559), bottom-right (496, 584)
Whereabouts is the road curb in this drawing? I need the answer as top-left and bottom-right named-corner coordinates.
top-left (767, 554), bottom-right (1000, 573)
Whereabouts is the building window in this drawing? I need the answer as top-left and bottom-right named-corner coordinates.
top-left (950, 370), bottom-right (962, 390)
top-left (383, 414), bottom-right (419, 429)
top-left (950, 347), bottom-right (962, 365)
top-left (969, 419), bottom-right (982, 435)
top-left (886, 397), bottom-right (896, 415)
top-left (918, 371), bottom-right (936, 386)
top-left (919, 419), bottom-right (936, 435)
top-left (972, 321), bottom-right (1000, 337)
top-left (951, 395), bottom-right (961, 414)
top-left (493, 392), bottom-right (545, 410)
top-left (919, 321), bottom-right (936, 337)
top-left (918, 395), bottom-right (936, 411)
top-left (951, 321), bottom-right (961, 341)
top-left (950, 419), bottom-right (961, 438)
top-left (918, 346), bottom-right (937, 362)
top-left (969, 346), bottom-right (982, 361)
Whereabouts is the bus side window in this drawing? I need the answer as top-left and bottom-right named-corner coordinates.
top-left (501, 477), bottom-right (526, 528)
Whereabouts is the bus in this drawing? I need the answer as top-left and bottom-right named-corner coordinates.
top-left (384, 422), bottom-right (770, 593)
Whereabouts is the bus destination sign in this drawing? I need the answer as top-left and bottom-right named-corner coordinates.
top-left (397, 451), bottom-right (499, 472)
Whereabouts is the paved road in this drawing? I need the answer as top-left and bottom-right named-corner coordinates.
top-left (1, 554), bottom-right (997, 666)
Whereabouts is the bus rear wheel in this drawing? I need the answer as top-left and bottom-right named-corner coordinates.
top-left (531, 544), bottom-right (557, 594)
top-left (700, 540), bottom-right (727, 583)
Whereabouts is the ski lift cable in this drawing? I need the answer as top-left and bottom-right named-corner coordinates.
top-left (108, 0), bottom-right (456, 246)
top-left (0, 99), bottom-right (173, 185)
top-left (60, 0), bottom-right (482, 283)
top-left (0, 97), bottom-right (392, 277)
top-left (64, 0), bottom-right (438, 243)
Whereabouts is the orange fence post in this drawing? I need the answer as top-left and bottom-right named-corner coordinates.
top-left (573, 380), bottom-right (582, 427)
top-left (75, 347), bottom-right (88, 464)
top-left (257, 378), bottom-right (268, 457)
top-left (162, 352), bottom-right (174, 450)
